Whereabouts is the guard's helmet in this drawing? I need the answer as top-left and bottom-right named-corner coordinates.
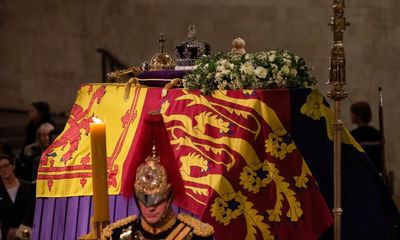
top-left (134, 154), bottom-right (171, 207)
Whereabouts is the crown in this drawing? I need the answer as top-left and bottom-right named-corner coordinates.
top-left (175, 25), bottom-right (211, 67)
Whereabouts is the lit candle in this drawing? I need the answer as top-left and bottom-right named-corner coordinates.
top-left (90, 117), bottom-right (110, 222)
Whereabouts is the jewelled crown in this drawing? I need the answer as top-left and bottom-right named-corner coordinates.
top-left (175, 25), bottom-right (211, 67)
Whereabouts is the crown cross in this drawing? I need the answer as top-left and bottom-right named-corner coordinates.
top-left (158, 33), bottom-right (167, 53)
top-left (187, 24), bottom-right (196, 40)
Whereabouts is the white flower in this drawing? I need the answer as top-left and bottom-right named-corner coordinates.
top-left (294, 56), bottom-right (299, 63)
top-left (268, 54), bottom-right (276, 62)
top-left (220, 59), bottom-right (228, 65)
top-left (222, 69), bottom-right (231, 75)
top-left (255, 66), bottom-right (267, 79)
top-left (284, 59), bottom-right (292, 66)
top-left (271, 64), bottom-right (278, 73)
top-left (240, 61), bottom-right (255, 75)
top-left (281, 65), bottom-right (290, 76)
top-left (220, 59), bottom-right (232, 69)
top-left (276, 73), bottom-right (283, 83)
top-left (283, 52), bottom-right (290, 58)
top-left (215, 72), bottom-right (223, 82)
top-left (216, 65), bottom-right (224, 72)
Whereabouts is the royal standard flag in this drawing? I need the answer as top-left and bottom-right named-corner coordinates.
top-left (121, 88), bottom-right (333, 240)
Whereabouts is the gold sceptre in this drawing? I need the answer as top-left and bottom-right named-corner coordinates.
top-left (107, 67), bottom-right (143, 83)
top-left (327, 1), bottom-right (350, 239)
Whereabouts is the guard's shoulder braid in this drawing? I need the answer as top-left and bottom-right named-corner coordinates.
top-left (177, 213), bottom-right (214, 237)
top-left (101, 215), bottom-right (138, 240)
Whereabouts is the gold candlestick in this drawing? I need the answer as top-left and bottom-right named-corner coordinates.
top-left (327, 1), bottom-right (350, 240)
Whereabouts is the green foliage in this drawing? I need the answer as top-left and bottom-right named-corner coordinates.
top-left (183, 50), bottom-right (317, 95)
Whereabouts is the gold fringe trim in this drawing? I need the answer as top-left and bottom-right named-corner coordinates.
top-left (101, 215), bottom-right (137, 240)
top-left (177, 213), bottom-right (214, 237)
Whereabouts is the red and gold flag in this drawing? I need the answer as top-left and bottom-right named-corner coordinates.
top-left (37, 85), bottom-right (332, 239)
top-left (156, 89), bottom-right (332, 239)
top-left (36, 84), bottom-right (147, 197)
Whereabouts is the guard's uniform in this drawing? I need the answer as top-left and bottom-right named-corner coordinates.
top-left (102, 136), bottom-right (214, 240)
top-left (102, 213), bottom-right (214, 240)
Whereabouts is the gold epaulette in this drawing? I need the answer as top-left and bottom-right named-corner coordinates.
top-left (177, 213), bottom-right (214, 237)
top-left (101, 215), bottom-right (137, 240)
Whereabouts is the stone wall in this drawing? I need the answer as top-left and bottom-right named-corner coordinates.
top-left (1, 0), bottom-right (399, 194)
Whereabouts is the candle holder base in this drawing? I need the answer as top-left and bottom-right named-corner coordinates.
top-left (79, 217), bottom-right (110, 240)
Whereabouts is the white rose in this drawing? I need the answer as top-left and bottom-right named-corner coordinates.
top-left (255, 66), bottom-right (267, 79)
top-left (240, 61), bottom-right (255, 75)
top-left (281, 65), bottom-right (290, 76)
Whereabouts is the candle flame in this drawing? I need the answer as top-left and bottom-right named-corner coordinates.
top-left (92, 117), bottom-right (103, 123)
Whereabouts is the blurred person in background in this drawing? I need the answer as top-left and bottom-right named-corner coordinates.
top-left (0, 154), bottom-right (35, 240)
top-left (23, 123), bottom-right (56, 182)
top-left (350, 101), bottom-right (382, 173)
top-left (17, 102), bottom-right (55, 180)
top-left (23, 102), bottom-right (54, 149)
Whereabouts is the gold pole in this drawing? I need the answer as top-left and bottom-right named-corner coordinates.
top-left (327, 1), bottom-right (349, 239)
